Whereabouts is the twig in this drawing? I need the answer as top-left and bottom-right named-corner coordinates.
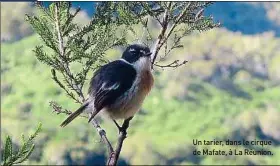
top-left (50, 101), bottom-right (88, 118)
top-left (140, 2), bottom-right (163, 26)
top-left (154, 60), bottom-right (188, 68)
top-left (51, 69), bottom-right (81, 103)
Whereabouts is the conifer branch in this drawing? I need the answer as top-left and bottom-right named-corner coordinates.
top-left (164, 2), bottom-right (191, 43)
top-left (151, 5), bottom-right (170, 67)
top-left (1, 123), bottom-right (42, 166)
top-left (146, 2), bottom-right (219, 69)
top-left (54, 3), bottom-right (85, 102)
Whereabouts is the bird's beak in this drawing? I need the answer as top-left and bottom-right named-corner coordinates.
top-left (145, 52), bottom-right (152, 57)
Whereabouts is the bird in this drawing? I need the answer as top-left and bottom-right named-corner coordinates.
top-left (60, 44), bottom-right (154, 130)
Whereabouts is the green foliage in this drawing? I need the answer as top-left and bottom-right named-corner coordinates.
top-left (25, 2), bottom-right (128, 103)
top-left (1, 123), bottom-right (42, 166)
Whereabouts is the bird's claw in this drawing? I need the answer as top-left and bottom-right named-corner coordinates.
top-left (113, 120), bottom-right (127, 135)
top-left (113, 120), bottom-right (122, 133)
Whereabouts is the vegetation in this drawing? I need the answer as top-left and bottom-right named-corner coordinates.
top-left (1, 123), bottom-right (42, 166)
top-left (1, 1), bottom-right (280, 165)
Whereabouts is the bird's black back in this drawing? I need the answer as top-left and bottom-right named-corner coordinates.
top-left (88, 60), bottom-right (137, 111)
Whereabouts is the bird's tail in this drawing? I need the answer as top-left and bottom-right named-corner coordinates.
top-left (60, 102), bottom-right (89, 127)
top-left (88, 109), bottom-right (100, 123)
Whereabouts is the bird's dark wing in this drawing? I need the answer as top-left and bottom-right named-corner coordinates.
top-left (88, 60), bottom-right (137, 112)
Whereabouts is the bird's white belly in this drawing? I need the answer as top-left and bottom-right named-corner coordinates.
top-left (107, 91), bottom-right (146, 119)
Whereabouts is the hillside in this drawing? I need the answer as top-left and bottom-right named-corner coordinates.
top-left (205, 2), bottom-right (280, 36)
top-left (1, 25), bottom-right (280, 165)
top-left (2, 2), bottom-right (280, 42)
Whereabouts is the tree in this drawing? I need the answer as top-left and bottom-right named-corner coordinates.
top-left (26, 2), bottom-right (218, 165)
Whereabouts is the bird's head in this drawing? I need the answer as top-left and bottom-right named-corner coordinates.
top-left (122, 44), bottom-right (152, 70)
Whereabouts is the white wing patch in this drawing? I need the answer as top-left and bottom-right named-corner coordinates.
top-left (101, 82), bottom-right (120, 90)
top-left (108, 83), bottom-right (120, 90)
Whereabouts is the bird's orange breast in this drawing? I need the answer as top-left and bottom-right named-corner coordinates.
top-left (139, 70), bottom-right (154, 94)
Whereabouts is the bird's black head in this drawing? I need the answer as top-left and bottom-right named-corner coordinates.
top-left (122, 44), bottom-right (152, 63)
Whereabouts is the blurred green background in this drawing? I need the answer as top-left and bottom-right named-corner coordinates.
top-left (1, 2), bottom-right (280, 165)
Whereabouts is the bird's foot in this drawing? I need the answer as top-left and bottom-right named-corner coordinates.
top-left (113, 117), bottom-right (133, 135)
top-left (113, 120), bottom-right (128, 134)
top-left (113, 120), bottom-right (123, 134)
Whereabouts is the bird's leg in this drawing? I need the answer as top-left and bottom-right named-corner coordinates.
top-left (120, 116), bottom-right (134, 135)
top-left (113, 120), bottom-right (122, 132)
top-left (113, 117), bottom-right (133, 134)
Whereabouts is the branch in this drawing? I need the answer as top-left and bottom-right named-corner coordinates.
top-left (150, 2), bottom-right (214, 68)
top-left (54, 3), bottom-right (85, 102)
top-left (151, 3), bottom-right (171, 67)
top-left (107, 117), bottom-right (133, 166)
top-left (54, 3), bottom-right (65, 59)
top-left (151, 2), bottom-right (191, 68)
top-left (164, 2), bottom-right (191, 42)
top-left (53, 3), bottom-right (114, 161)
top-left (88, 114), bottom-right (114, 156)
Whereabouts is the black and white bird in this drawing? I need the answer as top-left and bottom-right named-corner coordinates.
top-left (60, 44), bottom-right (154, 129)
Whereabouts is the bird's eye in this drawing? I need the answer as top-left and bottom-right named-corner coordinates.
top-left (140, 50), bottom-right (145, 55)
top-left (129, 48), bottom-right (136, 53)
